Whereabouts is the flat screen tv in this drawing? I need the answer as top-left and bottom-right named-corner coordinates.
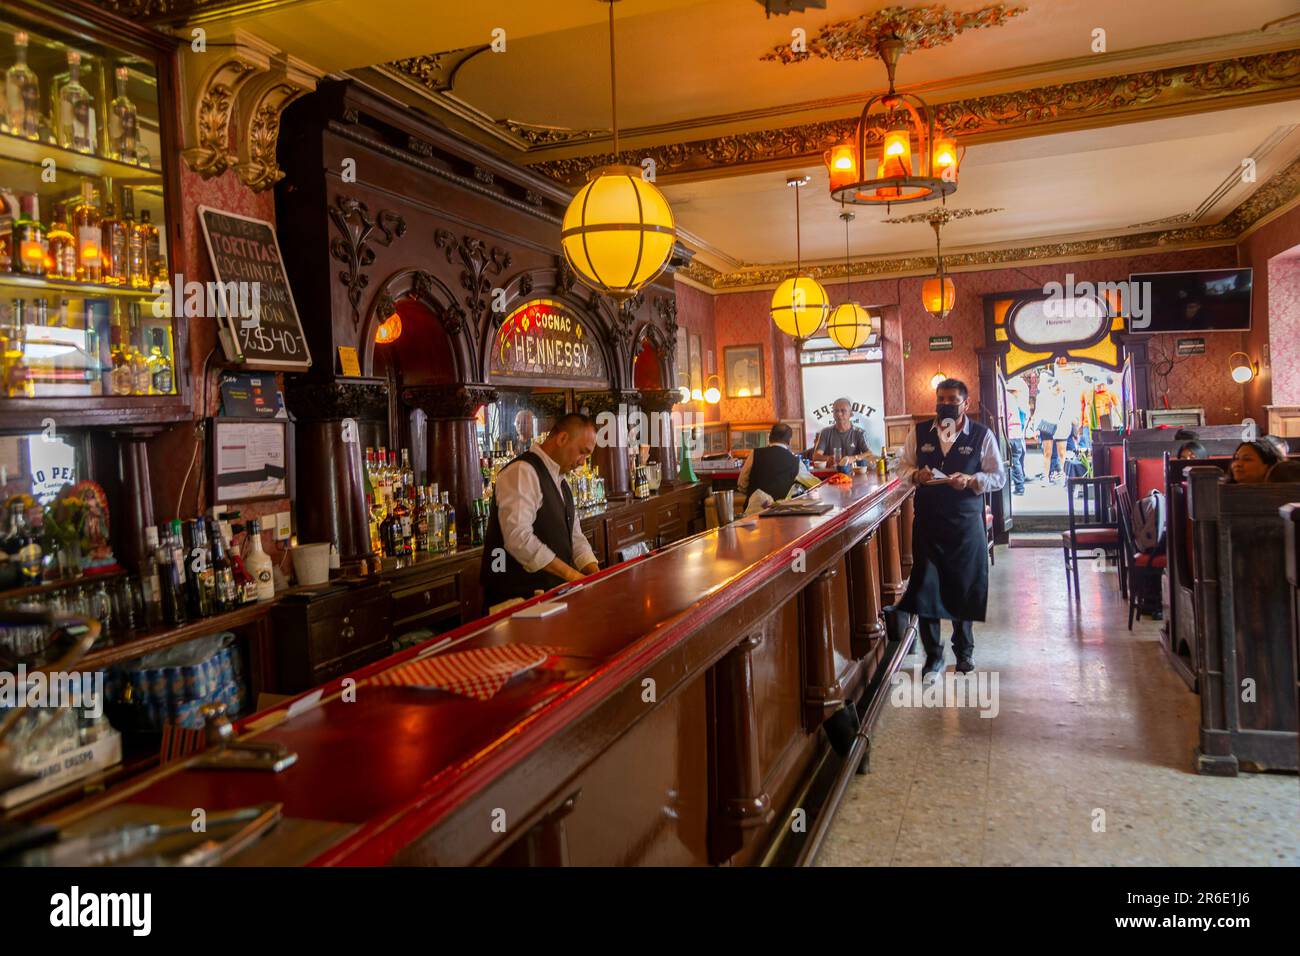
top-left (1125, 268), bottom-right (1252, 334)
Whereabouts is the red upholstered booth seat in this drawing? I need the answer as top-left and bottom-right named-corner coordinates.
top-left (1135, 457), bottom-right (1165, 498)
top-left (1106, 444), bottom-right (1126, 479)
top-left (1134, 552), bottom-right (1167, 568)
top-left (1061, 527), bottom-right (1119, 545)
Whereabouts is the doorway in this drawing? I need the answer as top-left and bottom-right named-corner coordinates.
top-left (1006, 360), bottom-right (1124, 519)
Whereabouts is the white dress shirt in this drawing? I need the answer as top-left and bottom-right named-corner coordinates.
top-left (494, 444), bottom-right (598, 574)
top-left (736, 442), bottom-right (817, 498)
top-left (896, 417), bottom-right (1006, 495)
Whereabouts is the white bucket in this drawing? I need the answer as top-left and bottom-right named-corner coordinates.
top-left (290, 543), bottom-right (331, 585)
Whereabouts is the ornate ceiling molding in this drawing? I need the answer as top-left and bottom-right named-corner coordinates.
top-left (759, 3), bottom-right (1027, 65)
top-left (528, 47), bottom-right (1300, 185)
top-left (883, 207), bottom-right (1004, 225)
top-left (679, 156), bottom-right (1300, 291)
top-left (88, 0), bottom-right (310, 27)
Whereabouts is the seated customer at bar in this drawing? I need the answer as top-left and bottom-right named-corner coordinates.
top-left (811, 398), bottom-right (871, 465)
top-left (737, 422), bottom-right (817, 503)
top-left (1227, 440), bottom-right (1281, 484)
top-left (1176, 440), bottom-right (1206, 460)
top-left (480, 413), bottom-right (600, 608)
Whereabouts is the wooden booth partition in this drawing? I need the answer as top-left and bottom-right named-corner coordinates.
top-left (1186, 468), bottom-right (1299, 774)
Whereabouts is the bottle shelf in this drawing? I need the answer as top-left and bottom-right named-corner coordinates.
top-left (0, 129), bottom-right (162, 186)
top-left (0, 272), bottom-right (164, 300)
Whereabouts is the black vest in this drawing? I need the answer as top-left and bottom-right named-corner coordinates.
top-left (481, 451), bottom-right (576, 605)
top-left (747, 445), bottom-right (801, 501)
top-left (913, 418), bottom-right (990, 517)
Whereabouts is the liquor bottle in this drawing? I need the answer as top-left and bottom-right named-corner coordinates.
top-left (400, 448), bottom-right (414, 493)
top-left (441, 491), bottom-right (457, 552)
top-left (100, 199), bottom-right (129, 285)
top-left (71, 182), bottom-right (102, 283)
top-left (225, 523), bottom-right (255, 605)
top-left (427, 483), bottom-right (443, 552)
top-left (389, 451), bottom-right (402, 500)
top-left (362, 448), bottom-right (380, 554)
top-left (108, 302), bottom-right (134, 395)
top-left (14, 193), bottom-right (45, 277)
top-left (2, 500), bottom-right (39, 583)
top-left (45, 205), bottom-right (78, 280)
top-left (128, 303), bottom-right (150, 394)
top-left (157, 525), bottom-right (187, 627)
top-left (108, 65), bottom-right (137, 163)
top-left (58, 51), bottom-right (94, 154)
top-left (139, 525), bottom-right (163, 627)
top-left (244, 518), bottom-right (275, 601)
top-left (147, 327), bottom-right (173, 393)
top-left (122, 190), bottom-right (145, 288)
top-left (183, 518), bottom-right (213, 620)
top-left (4, 32), bottom-right (40, 140)
top-left (168, 518), bottom-right (187, 592)
top-left (137, 208), bottom-right (162, 284)
top-left (395, 490), bottom-right (412, 555)
top-left (208, 517), bottom-right (239, 612)
top-left (413, 486), bottom-right (430, 553)
top-left (379, 503), bottom-right (402, 558)
top-left (1, 299), bottom-right (32, 398)
top-left (374, 445), bottom-right (391, 509)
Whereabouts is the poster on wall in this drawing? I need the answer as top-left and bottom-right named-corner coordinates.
top-left (688, 334), bottom-right (703, 395)
top-left (800, 362), bottom-right (886, 454)
top-left (675, 327), bottom-right (688, 388)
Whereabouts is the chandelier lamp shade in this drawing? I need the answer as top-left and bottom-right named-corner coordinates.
top-left (561, 0), bottom-right (676, 301)
top-left (823, 37), bottom-right (962, 209)
top-left (826, 209), bottom-right (878, 350)
top-left (771, 176), bottom-right (830, 338)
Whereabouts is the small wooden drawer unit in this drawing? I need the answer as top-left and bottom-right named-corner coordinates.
top-left (269, 581), bottom-right (393, 693)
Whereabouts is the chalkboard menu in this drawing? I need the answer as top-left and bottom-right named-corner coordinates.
top-left (198, 205), bottom-right (312, 371)
top-left (490, 299), bottom-right (608, 386)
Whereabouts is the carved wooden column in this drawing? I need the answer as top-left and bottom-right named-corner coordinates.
top-left (712, 633), bottom-right (774, 863)
top-left (848, 533), bottom-right (886, 658)
top-left (900, 492), bottom-right (915, 578)
top-left (111, 427), bottom-right (160, 575)
top-left (402, 384), bottom-right (496, 535)
top-left (285, 380), bottom-right (388, 565)
top-left (638, 388), bottom-right (680, 488)
top-left (577, 389), bottom-right (639, 499)
top-left (879, 510), bottom-right (905, 605)
top-left (802, 567), bottom-right (845, 730)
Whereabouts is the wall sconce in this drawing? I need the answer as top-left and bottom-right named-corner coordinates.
top-left (375, 309), bottom-right (402, 344)
top-left (703, 375), bottom-right (721, 405)
top-left (930, 369), bottom-right (947, 390)
top-left (1228, 351), bottom-right (1258, 384)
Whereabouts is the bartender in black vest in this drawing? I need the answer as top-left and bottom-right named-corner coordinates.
top-left (897, 379), bottom-right (1005, 677)
top-left (480, 412), bottom-right (600, 608)
top-left (737, 423), bottom-right (817, 505)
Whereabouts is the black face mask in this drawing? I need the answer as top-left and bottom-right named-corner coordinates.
top-left (937, 403), bottom-right (961, 421)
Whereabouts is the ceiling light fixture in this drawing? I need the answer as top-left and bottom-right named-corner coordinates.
top-left (921, 215), bottom-right (956, 319)
top-left (561, 0), bottom-right (676, 301)
top-left (826, 209), bottom-right (879, 351)
top-left (824, 35), bottom-right (961, 209)
top-left (770, 175), bottom-right (830, 339)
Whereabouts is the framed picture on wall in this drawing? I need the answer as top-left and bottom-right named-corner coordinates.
top-left (723, 345), bottom-right (764, 399)
top-left (689, 334), bottom-right (703, 395)
top-left (675, 327), bottom-right (688, 383)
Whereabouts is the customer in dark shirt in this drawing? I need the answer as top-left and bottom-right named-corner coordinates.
top-left (811, 398), bottom-right (870, 464)
top-left (737, 423), bottom-right (815, 501)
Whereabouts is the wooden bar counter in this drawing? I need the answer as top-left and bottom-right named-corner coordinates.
top-left (45, 474), bottom-right (913, 866)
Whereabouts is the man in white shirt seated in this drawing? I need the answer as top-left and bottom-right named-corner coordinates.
top-left (737, 423), bottom-right (818, 509)
top-left (480, 413), bottom-right (600, 608)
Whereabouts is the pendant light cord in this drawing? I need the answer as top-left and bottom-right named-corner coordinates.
top-left (795, 182), bottom-right (802, 271)
top-left (608, 1), bottom-right (619, 157)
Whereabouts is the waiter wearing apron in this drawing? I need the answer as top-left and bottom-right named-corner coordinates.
top-left (897, 379), bottom-right (1006, 676)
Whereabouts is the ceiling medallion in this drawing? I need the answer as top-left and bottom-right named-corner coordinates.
top-left (760, 3), bottom-right (1027, 65)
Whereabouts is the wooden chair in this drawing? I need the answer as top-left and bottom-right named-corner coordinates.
top-left (1115, 484), bottom-right (1164, 629)
top-left (1061, 475), bottom-right (1121, 596)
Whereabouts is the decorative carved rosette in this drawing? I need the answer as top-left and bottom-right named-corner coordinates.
top-left (284, 380), bottom-right (389, 422)
top-left (401, 384), bottom-right (498, 419)
top-left (329, 196), bottom-right (408, 327)
top-left (637, 389), bottom-right (683, 414)
top-left (434, 229), bottom-right (513, 329)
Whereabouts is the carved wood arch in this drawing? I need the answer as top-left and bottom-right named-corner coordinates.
top-left (364, 268), bottom-right (472, 380)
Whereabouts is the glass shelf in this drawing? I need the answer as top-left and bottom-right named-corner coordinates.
top-left (0, 130), bottom-right (161, 186)
top-left (0, 272), bottom-right (162, 299)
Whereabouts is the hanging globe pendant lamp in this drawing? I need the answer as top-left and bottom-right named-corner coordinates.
top-left (770, 176), bottom-right (830, 338)
top-left (825, 209), bottom-right (878, 350)
top-left (561, 0), bottom-right (676, 301)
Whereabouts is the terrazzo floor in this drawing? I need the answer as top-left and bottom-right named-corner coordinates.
top-left (816, 548), bottom-right (1300, 866)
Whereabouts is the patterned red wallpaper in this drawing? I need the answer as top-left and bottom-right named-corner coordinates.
top-left (1239, 201), bottom-right (1300, 422)
top-left (679, 246), bottom-right (1275, 428)
top-left (671, 278), bottom-right (720, 424)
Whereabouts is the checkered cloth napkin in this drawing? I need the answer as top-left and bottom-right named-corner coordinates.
top-left (368, 644), bottom-right (560, 701)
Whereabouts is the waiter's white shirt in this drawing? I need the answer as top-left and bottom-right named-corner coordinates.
top-left (736, 442), bottom-right (817, 497)
top-left (494, 443), bottom-right (598, 574)
top-left (896, 417), bottom-right (1006, 496)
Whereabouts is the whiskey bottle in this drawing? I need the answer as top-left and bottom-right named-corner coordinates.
top-left (208, 517), bottom-right (239, 612)
top-left (45, 204), bottom-right (78, 280)
top-left (413, 486), bottom-right (430, 553)
top-left (441, 491), bottom-right (457, 552)
top-left (71, 182), bottom-right (102, 283)
top-left (4, 32), bottom-right (39, 140)
top-left (108, 302), bottom-right (133, 396)
top-left (379, 503), bottom-right (401, 558)
top-left (58, 51), bottom-right (94, 154)
top-left (100, 199), bottom-right (129, 285)
top-left (183, 517), bottom-right (213, 620)
top-left (137, 208), bottom-right (162, 284)
top-left (108, 66), bottom-right (138, 163)
top-left (122, 190), bottom-right (146, 288)
top-left (14, 193), bottom-right (45, 277)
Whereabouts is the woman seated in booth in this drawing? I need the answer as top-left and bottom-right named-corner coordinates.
top-left (1176, 440), bottom-right (1207, 460)
top-left (1227, 440), bottom-right (1282, 484)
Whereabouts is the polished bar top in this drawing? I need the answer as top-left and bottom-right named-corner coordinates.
top-left (49, 473), bottom-right (905, 864)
